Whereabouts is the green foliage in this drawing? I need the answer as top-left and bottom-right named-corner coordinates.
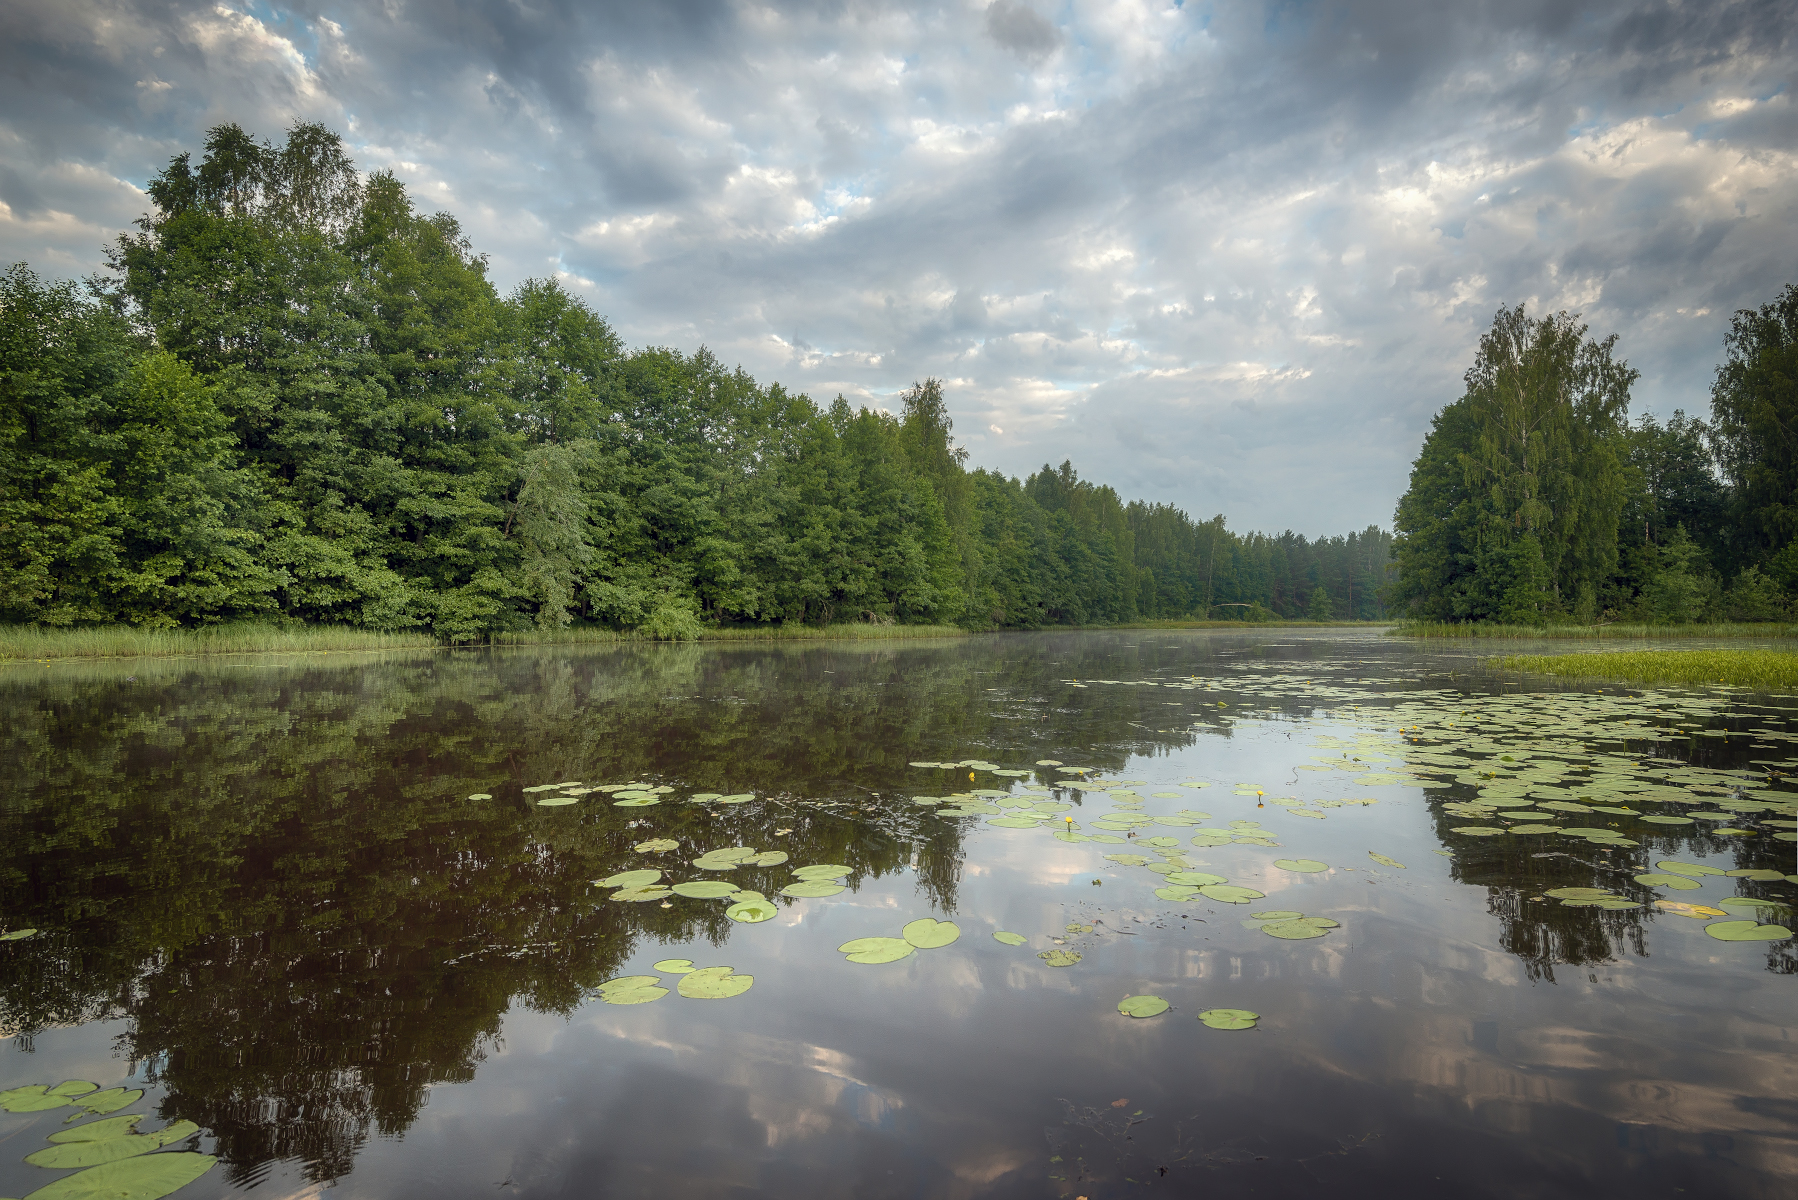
top-left (1394, 294), bottom-right (1798, 626)
top-left (6, 122), bottom-right (1386, 638)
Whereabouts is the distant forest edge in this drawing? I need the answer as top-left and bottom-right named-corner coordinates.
top-left (1390, 286), bottom-right (1798, 626)
top-left (1, 123), bottom-right (1389, 639)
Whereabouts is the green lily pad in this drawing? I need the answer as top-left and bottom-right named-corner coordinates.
top-left (1198, 1008), bottom-right (1259, 1030)
top-left (1368, 852), bottom-right (1406, 869)
top-left (1718, 897), bottom-right (1791, 916)
top-left (987, 816), bottom-right (1043, 828)
top-left (1634, 874), bottom-right (1699, 890)
top-left (653, 959), bottom-right (696, 973)
top-left (715, 793), bottom-right (755, 804)
top-left (1250, 910), bottom-right (1303, 920)
top-left (467, 793), bottom-right (493, 801)
top-left (902, 918), bottom-right (961, 949)
top-left (1104, 854), bottom-right (1150, 866)
top-left (780, 880), bottom-right (846, 898)
top-left (670, 880), bottom-right (739, 899)
top-left (1166, 871), bottom-right (1227, 887)
top-left (599, 975), bottom-right (660, 993)
top-left (1118, 995), bottom-right (1169, 1018)
top-left (1451, 826), bottom-right (1505, 836)
top-left (63, 1089), bottom-right (144, 1119)
top-left (50, 1081), bottom-right (100, 1098)
top-left (1191, 832), bottom-right (1235, 846)
top-left (1140, 836), bottom-right (1182, 848)
top-left (1274, 858), bottom-right (1328, 873)
top-left (610, 885), bottom-right (672, 902)
top-left (599, 869), bottom-right (663, 888)
top-left (1, 928), bottom-right (40, 941)
top-left (1657, 859), bottom-right (1725, 877)
top-left (1089, 834), bottom-right (1127, 844)
top-left (1037, 949), bottom-right (1082, 967)
top-left (677, 966), bottom-right (754, 998)
top-left (634, 838), bottom-right (679, 853)
top-left (1, 1086), bottom-right (55, 1112)
top-left (538, 796), bottom-right (580, 806)
top-left (840, 937), bottom-right (915, 964)
top-left (750, 851), bottom-right (789, 867)
top-left (1198, 884), bottom-right (1265, 904)
top-left (48, 1116), bottom-right (144, 1142)
top-left (993, 931), bottom-right (1028, 946)
top-left (599, 983), bottom-right (668, 1004)
top-left (1725, 869), bottom-right (1786, 881)
top-left (27, 1122), bottom-right (200, 1168)
top-left (726, 899), bottom-right (779, 923)
top-left (17, 1151), bottom-right (217, 1200)
top-left (792, 864), bottom-right (853, 880)
top-left (1262, 920), bottom-right (1328, 940)
top-left (1704, 920), bottom-right (1792, 942)
top-left (1154, 886), bottom-right (1200, 900)
top-left (1544, 887), bottom-right (1617, 900)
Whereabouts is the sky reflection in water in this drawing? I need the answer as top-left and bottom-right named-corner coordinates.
top-left (1, 630), bottom-right (1793, 1200)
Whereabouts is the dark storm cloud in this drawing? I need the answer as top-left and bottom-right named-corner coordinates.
top-left (2, 0), bottom-right (1793, 531)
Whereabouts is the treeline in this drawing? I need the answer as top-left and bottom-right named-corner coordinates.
top-left (1391, 294), bottom-right (1798, 623)
top-left (1, 122), bottom-right (1387, 638)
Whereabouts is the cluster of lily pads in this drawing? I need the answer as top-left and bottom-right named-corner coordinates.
top-left (1540, 859), bottom-right (1793, 940)
top-left (838, 918), bottom-right (960, 964)
top-left (515, 780), bottom-right (757, 807)
top-left (0, 1081), bottom-right (215, 1200)
top-left (1112, 996), bottom-right (1260, 1030)
top-left (598, 961), bottom-right (754, 1003)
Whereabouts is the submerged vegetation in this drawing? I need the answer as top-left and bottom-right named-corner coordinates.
top-left (1, 122), bottom-right (1387, 642)
top-left (1495, 649), bottom-right (1798, 692)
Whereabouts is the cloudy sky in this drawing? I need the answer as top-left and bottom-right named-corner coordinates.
top-left (3, 1), bottom-right (1793, 533)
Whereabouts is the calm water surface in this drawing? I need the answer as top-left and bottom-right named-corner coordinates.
top-left (1, 630), bottom-right (1794, 1200)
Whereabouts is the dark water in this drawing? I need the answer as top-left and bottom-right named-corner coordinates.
top-left (1, 630), bottom-right (1794, 1200)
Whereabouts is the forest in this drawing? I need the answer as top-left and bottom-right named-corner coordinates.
top-left (0, 123), bottom-right (1386, 640)
top-left (1389, 292), bottom-right (1798, 624)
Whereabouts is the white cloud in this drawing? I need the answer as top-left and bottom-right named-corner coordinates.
top-left (0, 0), bottom-right (1793, 531)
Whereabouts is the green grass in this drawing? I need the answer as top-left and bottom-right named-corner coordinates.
top-left (696, 623), bottom-right (968, 641)
top-left (1393, 621), bottom-right (1798, 640)
top-left (0, 620), bottom-right (971, 663)
top-left (0, 623), bottom-right (440, 662)
top-left (1123, 618), bottom-right (1391, 630)
top-left (1494, 648), bottom-right (1798, 691)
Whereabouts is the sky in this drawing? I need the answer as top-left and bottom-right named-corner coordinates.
top-left (2, 1), bottom-right (1794, 534)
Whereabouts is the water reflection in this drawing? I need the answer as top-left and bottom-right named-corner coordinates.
top-left (0, 632), bottom-right (1793, 1197)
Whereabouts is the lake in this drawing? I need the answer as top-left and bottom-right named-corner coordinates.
top-left (1, 629), bottom-right (1793, 1200)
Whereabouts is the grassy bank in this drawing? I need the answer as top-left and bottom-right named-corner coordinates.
top-left (1494, 648), bottom-right (1798, 691)
top-left (1393, 621), bottom-right (1798, 640)
top-left (0, 621), bottom-right (970, 663)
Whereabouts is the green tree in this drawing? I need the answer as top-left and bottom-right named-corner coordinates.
top-left (1709, 283), bottom-right (1798, 566)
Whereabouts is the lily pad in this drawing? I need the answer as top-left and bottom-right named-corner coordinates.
top-left (1368, 852), bottom-right (1406, 869)
top-left (1274, 858), bottom-right (1328, 873)
top-left (537, 796), bottom-right (580, 806)
top-left (726, 899), bottom-right (779, 923)
top-left (1718, 897), bottom-right (1792, 917)
top-left (678, 966), bottom-right (754, 998)
top-left (1634, 874), bottom-right (1699, 890)
top-left (1657, 860), bottom-right (1726, 878)
top-left (1104, 854), bottom-right (1150, 866)
top-left (839, 937), bottom-right (915, 964)
top-left (1704, 920), bottom-right (1792, 942)
top-left (1654, 901), bottom-right (1726, 919)
top-left (1154, 886), bottom-right (1201, 901)
top-left (634, 839), bottom-right (679, 853)
top-left (610, 885), bottom-right (672, 902)
top-left (1641, 814), bottom-right (1692, 824)
top-left (988, 816), bottom-right (1044, 828)
top-left (1166, 871), bottom-right (1227, 887)
top-left (1250, 910), bottom-right (1303, 920)
top-left (1198, 1008), bottom-right (1259, 1030)
top-left (1140, 836), bottom-right (1181, 848)
top-left (993, 931), bottom-right (1028, 946)
top-left (59, 1093), bottom-right (143, 1122)
top-left (1725, 869), bottom-right (1786, 881)
top-left (667, 880), bottom-right (737, 899)
top-left (599, 869), bottom-right (663, 889)
top-left (902, 918), bottom-right (961, 949)
top-left (1037, 949), bottom-right (1082, 967)
top-left (17, 1152), bottom-right (217, 1200)
top-left (653, 959), bottom-right (697, 973)
top-left (749, 851), bottom-right (789, 867)
top-left (792, 864), bottom-right (853, 880)
top-left (599, 983), bottom-right (668, 1004)
top-left (780, 880), bottom-right (846, 898)
top-left (48, 1116), bottom-right (144, 1142)
top-left (1261, 920), bottom-right (1328, 940)
top-left (1198, 884), bottom-right (1265, 904)
top-left (1, 928), bottom-right (40, 941)
top-left (1118, 995), bottom-right (1169, 1018)
top-left (27, 1122), bottom-right (200, 1168)
top-left (1451, 826), bottom-right (1505, 836)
